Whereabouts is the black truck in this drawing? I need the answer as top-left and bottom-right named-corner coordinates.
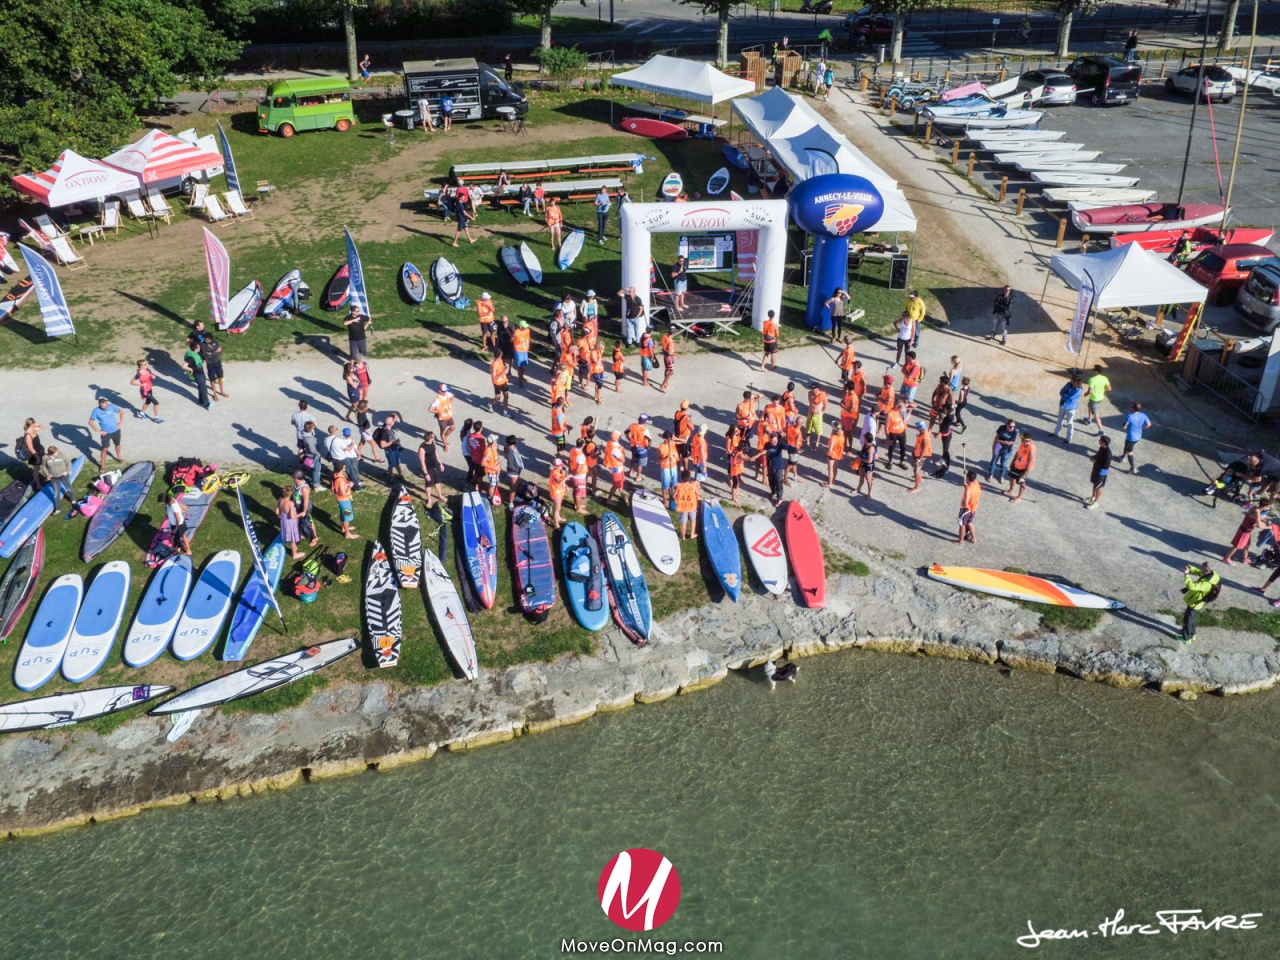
top-left (402, 58), bottom-right (528, 123)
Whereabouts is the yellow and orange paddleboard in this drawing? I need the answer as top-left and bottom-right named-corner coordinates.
top-left (927, 564), bottom-right (1124, 609)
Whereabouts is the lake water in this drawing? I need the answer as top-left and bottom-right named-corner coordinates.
top-left (2, 651), bottom-right (1278, 959)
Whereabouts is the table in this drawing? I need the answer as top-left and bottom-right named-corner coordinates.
top-left (77, 224), bottom-right (104, 246)
top-left (496, 106), bottom-right (526, 136)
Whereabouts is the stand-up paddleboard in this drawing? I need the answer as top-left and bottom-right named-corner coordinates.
top-left (223, 537), bottom-right (287, 662)
top-left (13, 573), bottom-right (82, 691)
top-left (0, 479), bottom-right (31, 529)
top-left (0, 278), bottom-right (35, 322)
top-left (146, 489), bottom-right (215, 567)
top-left (122, 555), bottom-right (193, 667)
top-left (431, 257), bottom-right (463, 304)
top-left (365, 540), bottom-right (402, 668)
top-left (172, 550), bottom-right (241, 661)
top-left (0, 685), bottom-right (172, 734)
top-left (560, 521), bottom-right (608, 632)
top-left (729, 190), bottom-right (744, 202)
top-left (741, 514), bottom-right (787, 595)
top-left (723, 143), bottom-right (749, 170)
top-left (0, 456), bottom-right (84, 558)
top-left (927, 564), bottom-right (1126, 609)
top-left (262, 269), bottom-right (306, 318)
top-left (707, 167), bottom-right (730, 196)
top-left (322, 263), bottom-right (350, 310)
top-left (557, 230), bottom-right (585, 270)
top-left (62, 561), bottom-right (131, 683)
top-left (630, 490), bottom-right (680, 576)
top-left (596, 512), bottom-right (652, 644)
top-left (150, 639), bottom-right (358, 715)
top-left (461, 491), bottom-right (498, 609)
top-left (82, 460), bottom-right (155, 561)
top-left (421, 547), bottom-right (479, 680)
top-left (0, 529), bottom-right (44, 642)
top-left (520, 242), bottom-right (543, 285)
top-left (389, 490), bottom-right (423, 589)
top-left (401, 261), bottom-right (427, 304)
top-left (661, 172), bottom-right (683, 200)
top-left (500, 245), bottom-right (533, 286)
top-left (512, 503), bottom-right (556, 620)
top-left (225, 280), bottom-right (265, 334)
top-left (700, 499), bottom-right (741, 601)
top-left (783, 501), bottom-right (826, 609)
top-left (621, 117), bottom-right (689, 140)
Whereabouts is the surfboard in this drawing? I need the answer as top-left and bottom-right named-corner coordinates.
top-left (783, 501), bottom-right (825, 609)
top-left (700, 499), bottom-right (741, 602)
top-left (629, 490), bottom-right (680, 576)
top-left (262, 269), bottom-right (303, 318)
top-left (729, 190), bottom-right (744, 202)
top-left (460, 491), bottom-right (497, 610)
top-left (61, 561), bottom-right (131, 684)
top-left (520, 242), bottom-right (543, 285)
top-left (13, 573), bottom-right (81, 691)
top-left (500, 245), bottom-right (532, 286)
top-left (560, 521), bottom-right (608, 632)
top-left (0, 278), bottom-right (35, 323)
top-left (0, 456), bottom-right (84, 559)
top-left (596, 512), bottom-right (652, 644)
top-left (0, 529), bottom-right (44, 643)
top-left (557, 230), bottom-right (585, 270)
top-left (0, 479), bottom-right (31, 530)
top-left (172, 550), bottom-right (241, 661)
top-left (401, 262), bottom-right (427, 304)
top-left (82, 460), bottom-right (155, 562)
top-left (223, 538), bottom-right (287, 662)
top-left (365, 540), bottom-right (402, 668)
top-left (512, 503), bottom-right (556, 620)
top-left (389, 491), bottom-right (423, 589)
top-left (0, 684), bottom-right (173, 733)
top-left (431, 258), bottom-right (464, 304)
top-left (927, 564), bottom-right (1126, 609)
top-left (322, 263), bottom-right (350, 310)
top-left (723, 143), bottom-right (749, 170)
top-left (707, 166), bottom-right (730, 196)
top-left (421, 546), bottom-right (479, 680)
top-left (225, 280), bottom-right (264, 334)
top-left (741, 514), bottom-right (787, 596)
top-left (122, 554), bottom-right (193, 667)
top-left (620, 117), bottom-right (689, 140)
top-left (146, 489), bottom-right (216, 568)
top-left (661, 172), bottom-right (683, 200)
top-left (150, 639), bottom-right (358, 715)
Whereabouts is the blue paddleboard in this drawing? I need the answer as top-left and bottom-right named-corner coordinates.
top-left (123, 555), bottom-right (194, 667)
top-left (82, 460), bottom-right (155, 561)
top-left (596, 512), bottom-right (652, 643)
top-left (223, 538), bottom-right (286, 661)
top-left (62, 560), bottom-right (132, 683)
top-left (560, 522), bottom-right (608, 632)
top-left (557, 230), bottom-right (585, 270)
top-left (512, 504), bottom-right (556, 619)
top-left (723, 143), bottom-right (749, 171)
top-left (13, 574), bottom-right (83, 691)
top-left (461, 491), bottom-right (497, 609)
top-left (172, 550), bottom-right (241, 661)
top-left (700, 500), bottom-right (742, 602)
top-left (0, 456), bottom-right (84, 558)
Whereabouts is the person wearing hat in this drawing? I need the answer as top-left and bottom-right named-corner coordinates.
top-left (477, 292), bottom-right (496, 351)
top-left (905, 289), bottom-right (926, 350)
top-left (1180, 561), bottom-right (1221, 643)
top-left (88, 396), bottom-right (124, 472)
top-left (906, 420), bottom-right (932, 494)
top-left (429, 383), bottom-right (456, 450)
top-left (689, 423), bottom-right (709, 482)
top-left (548, 457), bottom-right (568, 529)
top-left (628, 414), bottom-right (652, 481)
top-left (511, 320), bottom-right (531, 387)
top-left (1006, 432), bottom-right (1036, 504)
top-left (582, 289), bottom-right (600, 329)
top-left (336, 426), bottom-right (362, 490)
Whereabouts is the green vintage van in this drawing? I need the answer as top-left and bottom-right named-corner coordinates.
top-left (258, 78), bottom-right (356, 137)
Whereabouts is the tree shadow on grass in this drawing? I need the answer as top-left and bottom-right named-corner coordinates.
top-left (116, 290), bottom-right (192, 333)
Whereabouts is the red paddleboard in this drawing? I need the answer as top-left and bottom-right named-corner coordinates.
top-left (783, 502), bottom-right (825, 609)
top-left (620, 117), bottom-right (689, 141)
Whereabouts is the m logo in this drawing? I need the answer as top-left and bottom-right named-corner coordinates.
top-left (750, 527), bottom-right (784, 559)
top-left (597, 848), bottom-right (681, 931)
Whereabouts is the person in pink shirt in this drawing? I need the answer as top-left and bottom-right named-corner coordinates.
top-left (130, 359), bottom-right (163, 422)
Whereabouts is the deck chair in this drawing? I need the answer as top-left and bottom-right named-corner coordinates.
top-left (203, 194), bottom-right (230, 224)
top-left (19, 222), bottom-right (55, 256)
top-left (256, 179), bottom-right (277, 202)
top-left (223, 190), bottom-right (254, 220)
top-left (124, 194), bottom-right (152, 221)
top-left (49, 235), bottom-right (87, 270)
top-left (187, 183), bottom-right (208, 211)
top-left (101, 201), bottom-right (121, 233)
top-left (34, 214), bottom-right (66, 239)
top-left (146, 189), bottom-right (173, 224)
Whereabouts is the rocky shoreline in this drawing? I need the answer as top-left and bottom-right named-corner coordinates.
top-left (5, 567), bottom-right (1280, 839)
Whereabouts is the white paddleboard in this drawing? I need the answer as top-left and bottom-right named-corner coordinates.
top-left (661, 172), bottom-right (683, 199)
top-left (707, 167), bottom-right (729, 196)
top-left (167, 709), bottom-right (202, 741)
top-left (629, 489), bottom-right (681, 576)
top-left (62, 560), bottom-right (132, 683)
top-left (124, 555), bottom-right (194, 667)
top-left (557, 229), bottom-right (585, 270)
top-left (520, 242), bottom-right (543, 285)
top-left (14, 574), bottom-right (83, 691)
top-left (172, 550), bottom-right (242, 661)
top-left (421, 546), bottom-right (479, 681)
top-left (0, 684), bottom-right (173, 733)
top-left (741, 514), bottom-right (788, 596)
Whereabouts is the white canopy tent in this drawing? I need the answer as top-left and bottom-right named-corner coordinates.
top-left (1050, 242), bottom-right (1207, 308)
top-left (11, 150), bottom-right (141, 209)
top-left (611, 55), bottom-right (756, 105)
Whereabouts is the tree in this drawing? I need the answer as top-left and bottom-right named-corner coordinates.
top-left (1053, 0), bottom-right (1096, 60)
top-left (676, 0), bottom-right (735, 68)
top-left (510, 0), bottom-right (556, 50)
top-left (868, 0), bottom-right (937, 65)
top-left (1218, 0), bottom-right (1240, 53)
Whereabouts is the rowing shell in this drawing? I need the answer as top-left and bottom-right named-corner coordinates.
top-left (927, 564), bottom-right (1125, 609)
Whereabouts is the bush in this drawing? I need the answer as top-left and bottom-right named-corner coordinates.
top-left (535, 44), bottom-right (588, 88)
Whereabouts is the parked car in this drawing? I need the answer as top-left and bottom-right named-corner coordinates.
top-left (1017, 70), bottom-right (1077, 106)
top-left (845, 12), bottom-right (898, 46)
top-left (1166, 65), bottom-right (1237, 102)
top-left (1066, 56), bottom-right (1142, 106)
top-left (1237, 263), bottom-right (1280, 332)
top-left (1186, 244), bottom-right (1280, 305)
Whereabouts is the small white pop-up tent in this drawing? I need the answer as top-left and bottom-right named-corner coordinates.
top-left (611, 55), bottom-right (757, 105)
top-left (1050, 242), bottom-right (1207, 308)
top-left (11, 150), bottom-right (142, 209)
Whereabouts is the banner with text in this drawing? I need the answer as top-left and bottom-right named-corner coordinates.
top-left (18, 244), bottom-right (75, 338)
top-left (1067, 273), bottom-right (1094, 355)
top-left (203, 227), bottom-right (230, 331)
top-left (236, 483), bottom-right (283, 625)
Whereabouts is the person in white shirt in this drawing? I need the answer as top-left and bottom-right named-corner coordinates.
top-left (290, 400), bottom-right (313, 453)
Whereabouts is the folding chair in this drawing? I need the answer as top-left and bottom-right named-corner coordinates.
top-left (34, 214), bottom-right (67, 239)
top-left (223, 190), bottom-right (255, 220)
top-left (256, 179), bottom-right (277, 202)
top-left (146, 189), bottom-right (173, 224)
top-left (19, 221), bottom-right (55, 256)
top-left (49, 235), bottom-right (87, 270)
top-left (187, 183), bottom-right (208, 212)
top-left (124, 194), bottom-right (152, 221)
top-left (102, 201), bottom-right (121, 233)
top-left (203, 194), bottom-right (231, 224)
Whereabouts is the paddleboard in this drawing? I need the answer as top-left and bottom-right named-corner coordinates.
top-left (723, 143), bottom-right (749, 170)
top-left (629, 490), bottom-right (680, 576)
top-left (500, 245), bottom-right (533, 286)
top-left (0, 684), bottom-right (172, 733)
top-left (167, 710), bottom-right (201, 741)
top-left (783, 501), bottom-right (826, 609)
top-left (365, 540), bottom-right (402, 668)
top-left (707, 166), bottom-right (730, 196)
top-left (0, 479), bottom-right (31, 529)
top-left (0, 456), bottom-right (84, 558)
top-left (223, 537), bottom-right (287, 662)
top-left (560, 521), bottom-right (608, 632)
top-left (61, 561), bottom-right (131, 683)
top-left (620, 117), bottom-right (689, 140)
top-left (0, 278), bottom-right (34, 323)
top-left (401, 261), bottom-right (427, 304)
top-left (512, 503), bottom-right (556, 620)
top-left (741, 514), bottom-right (787, 595)
top-left (661, 172), bottom-right (684, 200)
top-left (122, 555), bottom-right (194, 667)
top-left (729, 190), bottom-right (744, 202)
top-left (146, 488), bottom-right (215, 568)
top-left (700, 500), bottom-right (741, 602)
top-left (150, 639), bottom-right (358, 715)
top-left (172, 550), bottom-right (241, 661)
top-left (421, 547), bottom-right (479, 680)
top-left (0, 529), bottom-right (44, 642)
top-left (460, 491), bottom-right (497, 610)
top-left (389, 490), bottom-right (423, 589)
top-left (322, 263), bottom-right (350, 310)
top-left (262, 269), bottom-right (305, 318)
top-left (520, 242), bottom-right (543, 285)
top-left (82, 460), bottom-right (155, 561)
top-left (225, 280), bottom-right (264, 334)
top-left (557, 229), bottom-right (584, 270)
top-left (13, 572), bottom-right (81, 691)
top-left (431, 258), bottom-right (463, 304)
top-left (596, 512), bottom-right (652, 644)
top-left (927, 564), bottom-right (1126, 609)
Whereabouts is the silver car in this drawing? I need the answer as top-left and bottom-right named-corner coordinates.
top-left (1237, 264), bottom-right (1280, 333)
top-left (1017, 70), bottom-right (1078, 106)
top-left (1166, 65), bottom-right (1237, 103)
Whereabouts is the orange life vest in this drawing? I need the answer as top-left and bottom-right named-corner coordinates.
top-left (431, 393), bottom-right (453, 421)
top-left (482, 445), bottom-right (500, 473)
top-left (962, 481), bottom-right (981, 513)
top-left (886, 408), bottom-right (906, 435)
top-left (551, 408), bottom-right (567, 437)
top-left (762, 319), bottom-right (778, 344)
top-left (513, 327), bottom-right (531, 352)
top-left (568, 448), bottom-right (587, 477)
top-left (658, 440), bottom-right (679, 469)
top-left (674, 481), bottom-right (699, 513)
top-left (490, 357), bottom-right (507, 386)
top-left (603, 441), bottom-right (625, 469)
top-left (477, 299), bottom-right (495, 325)
top-left (612, 347), bottom-right (625, 374)
top-left (549, 466), bottom-right (567, 499)
top-left (828, 432), bottom-right (846, 460)
top-left (689, 434), bottom-right (707, 465)
top-left (1012, 441), bottom-right (1036, 472)
top-left (628, 423), bottom-right (649, 449)
top-left (914, 431), bottom-right (933, 458)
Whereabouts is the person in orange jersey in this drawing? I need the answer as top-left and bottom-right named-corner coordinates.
top-left (673, 469), bottom-right (701, 541)
top-left (489, 349), bottom-right (509, 414)
top-left (1006, 432), bottom-right (1036, 504)
top-left (611, 341), bottom-right (626, 393)
top-left (907, 420), bottom-right (932, 494)
top-left (548, 458), bottom-right (568, 529)
top-left (602, 430), bottom-right (627, 501)
top-left (759, 309), bottom-right (779, 371)
top-left (824, 426), bottom-right (846, 488)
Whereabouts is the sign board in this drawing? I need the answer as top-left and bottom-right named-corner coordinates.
top-left (680, 233), bottom-right (734, 273)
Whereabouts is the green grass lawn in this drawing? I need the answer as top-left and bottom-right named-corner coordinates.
top-left (509, 15), bottom-right (623, 35)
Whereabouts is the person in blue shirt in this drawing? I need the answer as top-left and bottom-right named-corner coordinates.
top-left (88, 397), bottom-right (123, 471)
top-left (1122, 402), bottom-right (1152, 473)
top-left (1053, 374), bottom-right (1084, 445)
top-left (440, 94), bottom-right (454, 131)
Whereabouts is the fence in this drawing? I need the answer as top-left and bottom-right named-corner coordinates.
top-left (1182, 344), bottom-right (1262, 421)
